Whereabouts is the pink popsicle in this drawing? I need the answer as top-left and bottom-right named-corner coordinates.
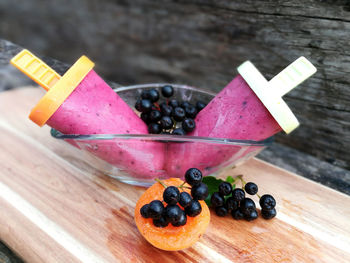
top-left (192, 75), bottom-right (281, 140)
top-left (11, 50), bottom-right (165, 178)
top-left (47, 70), bottom-right (165, 178)
top-left (166, 57), bottom-right (316, 177)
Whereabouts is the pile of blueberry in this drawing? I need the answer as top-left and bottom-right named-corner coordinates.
top-left (210, 181), bottom-right (277, 221)
top-left (134, 85), bottom-right (207, 134)
top-left (140, 168), bottom-right (209, 227)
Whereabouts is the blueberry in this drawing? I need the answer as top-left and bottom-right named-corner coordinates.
top-left (160, 116), bottom-right (174, 130)
top-left (245, 182), bottom-right (258, 195)
top-left (225, 197), bottom-right (238, 211)
top-left (218, 182), bottom-right (232, 196)
top-left (135, 99), bottom-right (142, 112)
top-left (148, 200), bottom-right (164, 219)
top-left (160, 104), bottom-right (173, 117)
top-left (172, 128), bottom-right (186, 135)
top-left (140, 112), bottom-right (150, 124)
top-left (259, 194), bottom-right (276, 210)
top-left (171, 210), bottom-right (187, 227)
top-left (231, 209), bottom-right (244, 220)
top-left (161, 85), bottom-right (174, 98)
top-left (185, 105), bottom-right (197, 118)
top-left (215, 206), bottom-right (228, 217)
top-left (191, 182), bottom-right (209, 200)
top-left (163, 186), bottom-right (180, 205)
top-left (185, 168), bottom-right (202, 186)
top-left (185, 200), bottom-right (202, 217)
top-left (153, 216), bottom-right (169, 227)
top-left (140, 99), bottom-right (152, 113)
top-left (173, 107), bottom-right (186, 121)
top-left (148, 123), bottom-right (162, 134)
top-left (196, 101), bottom-right (206, 112)
top-left (159, 101), bottom-right (167, 109)
top-left (149, 110), bottom-right (162, 122)
top-left (140, 204), bottom-right (150, 218)
top-left (148, 89), bottom-right (160, 102)
top-left (240, 198), bottom-right (256, 216)
top-left (179, 192), bottom-right (192, 208)
top-left (182, 118), bottom-right (196, 133)
top-left (164, 204), bottom-right (182, 223)
top-left (169, 99), bottom-right (179, 108)
top-left (210, 192), bottom-right (224, 207)
top-left (261, 208), bottom-right (277, 219)
top-left (245, 209), bottom-right (258, 221)
top-left (141, 90), bottom-right (151, 100)
top-left (180, 101), bottom-right (191, 109)
top-left (232, 188), bottom-right (245, 202)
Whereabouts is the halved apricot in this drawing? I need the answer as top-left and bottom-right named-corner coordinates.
top-left (134, 178), bottom-right (210, 251)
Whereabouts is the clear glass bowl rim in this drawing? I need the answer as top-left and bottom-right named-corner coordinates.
top-left (50, 83), bottom-right (274, 147)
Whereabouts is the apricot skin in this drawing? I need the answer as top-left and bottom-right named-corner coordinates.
top-left (134, 178), bottom-right (210, 251)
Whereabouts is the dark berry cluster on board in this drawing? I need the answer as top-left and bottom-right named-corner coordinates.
top-left (205, 175), bottom-right (277, 221)
top-left (140, 168), bottom-right (209, 227)
top-left (134, 85), bottom-right (207, 134)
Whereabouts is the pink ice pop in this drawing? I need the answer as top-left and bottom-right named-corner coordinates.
top-left (11, 50), bottom-right (165, 178)
top-left (166, 57), bottom-right (317, 176)
top-left (46, 70), bottom-right (165, 178)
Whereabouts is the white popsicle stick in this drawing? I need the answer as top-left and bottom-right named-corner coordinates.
top-left (237, 57), bottom-right (317, 134)
top-left (269, 57), bottom-right (317, 97)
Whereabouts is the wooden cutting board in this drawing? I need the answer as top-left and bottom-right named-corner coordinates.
top-left (0, 87), bottom-right (349, 263)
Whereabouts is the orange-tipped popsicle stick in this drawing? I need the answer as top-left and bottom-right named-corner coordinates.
top-left (10, 49), bottom-right (95, 126)
top-left (10, 49), bottom-right (61, 91)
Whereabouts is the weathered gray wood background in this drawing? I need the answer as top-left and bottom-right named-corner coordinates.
top-left (0, 0), bottom-right (349, 169)
top-left (0, 2), bottom-right (349, 262)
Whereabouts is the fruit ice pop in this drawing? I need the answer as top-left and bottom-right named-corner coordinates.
top-left (166, 57), bottom-right (317, 176)
top-left (11, 50), bottom-right (165, 178)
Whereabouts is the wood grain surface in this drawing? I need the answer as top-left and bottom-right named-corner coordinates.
top-left (0, 87), bottom-right (349, 263)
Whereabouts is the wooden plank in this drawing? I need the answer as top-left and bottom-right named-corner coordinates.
top-left (0, 88), bottom-right (349, 262)
top-left (258, 143), bottom-right (350, 195)
top-left (0, 198), bottom-right (79, 263)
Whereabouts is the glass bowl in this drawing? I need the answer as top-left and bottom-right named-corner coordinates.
top-left (51, 83), bottom-right (273, 187)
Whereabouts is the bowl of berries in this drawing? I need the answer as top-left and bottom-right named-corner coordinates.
top-left (51, 84), bottom-right (272, 186)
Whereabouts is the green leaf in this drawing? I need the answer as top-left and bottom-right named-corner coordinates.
top-left (203, 176), bottom-right (224, 193)
top-left (202, 176), bottom-right (224, 206)
top-left (226, 175), bottom-right (235, 184)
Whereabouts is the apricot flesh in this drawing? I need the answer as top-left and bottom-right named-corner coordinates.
top-left (134, 178), bottom-right (210, 251)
